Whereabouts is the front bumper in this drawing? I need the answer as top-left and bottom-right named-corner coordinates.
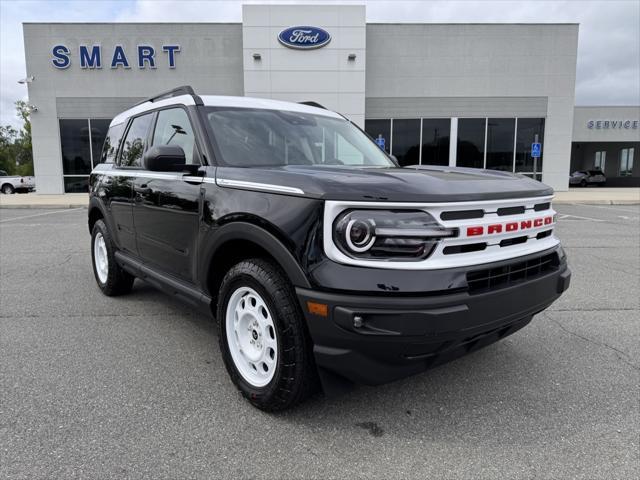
top-left (297, 248), bottom-right (571, 386)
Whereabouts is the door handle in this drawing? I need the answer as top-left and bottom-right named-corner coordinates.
top-left (134, 185), bottom-right (151, 194)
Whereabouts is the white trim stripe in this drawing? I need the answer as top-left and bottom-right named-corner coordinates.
top-left (92, 169), bottom-right (304, 195)
top-left (216, 178), bottom-right (304, 195)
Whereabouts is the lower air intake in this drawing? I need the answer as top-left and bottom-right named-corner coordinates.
top-left (466, 252), bottom-right (559, 294)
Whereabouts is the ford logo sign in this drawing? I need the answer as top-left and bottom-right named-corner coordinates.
top-left (278, 26), bottom-right (331, 50)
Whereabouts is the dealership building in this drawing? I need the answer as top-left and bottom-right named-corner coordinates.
top-left (21, 4), bottom-right (639, 193)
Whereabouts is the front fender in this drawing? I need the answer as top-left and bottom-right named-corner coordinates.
top-left (199, 221), bottom-right (313, 293)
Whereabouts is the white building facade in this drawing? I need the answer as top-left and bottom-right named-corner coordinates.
top-left (22, 4), bottom-right (591, 193)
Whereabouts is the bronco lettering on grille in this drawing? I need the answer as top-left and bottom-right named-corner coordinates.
top-left (466, 216), bottom-right (553, 237)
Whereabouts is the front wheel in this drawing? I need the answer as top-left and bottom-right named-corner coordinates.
top-left (91, 219), bottom-right (135, 296)
top-left (217, 258), bottom-right (317, 411)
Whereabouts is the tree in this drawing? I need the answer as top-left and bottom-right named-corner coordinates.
top-left (14, 100), bottom-right (33, 174)
top-left (0, 102), bottom-right (34, 176)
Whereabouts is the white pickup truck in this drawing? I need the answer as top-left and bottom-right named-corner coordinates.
top-left (0, 170), bottom-right (35, 194)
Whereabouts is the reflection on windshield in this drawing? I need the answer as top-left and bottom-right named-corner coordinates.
top-left (205, 107), bottom-right (395, 168)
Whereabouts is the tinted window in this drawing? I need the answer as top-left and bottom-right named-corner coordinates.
top-left (205, 108), bottom-right (394, 168)
top-left (421, 119), bottom-right (450, 166)
top-left (486, 118), bottom-right (515, 171)
top-left (63, 176), bottom-right (89, 193)
top-left (152, 108), bottom-right (198, 164)
top-left (120, 114), bottom-right (153, 167)
top-left (515, 118), bottom-right (545, 173)
top-left (391, 119), bottom-right (420, 167)
top-left (457, 119), bottom-right (485, 169)
top-left (364, 119), bottom-right (391, 153)
top-left (60, 119), bottom-right (91, 174)
top-left (90, 119), bottom-right (111, 165)
top-left (100, 122), bottom-right (125, 164)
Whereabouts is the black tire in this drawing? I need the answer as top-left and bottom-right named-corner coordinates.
top-left (1, 184), bottom-right (15, 194)
top-left (580, 179), bottom-right (587, 187)
top-left (217, 258), bottom-right (317, 411)
top-left (91, 219), bottom-right (135, 296)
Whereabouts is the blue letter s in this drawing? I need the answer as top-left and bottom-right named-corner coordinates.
top-left (52, 45), bottom-right (70, 69)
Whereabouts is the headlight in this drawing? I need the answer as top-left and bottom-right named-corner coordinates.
top-left (333, 210), bottom-right (456, 261)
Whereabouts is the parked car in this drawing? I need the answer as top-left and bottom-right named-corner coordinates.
top-left (569, 169), bottom-right (606, 187)
top-left (88, 86), bottom-right (571, 411)
top-left (0, 170), bottom-right (35, 194)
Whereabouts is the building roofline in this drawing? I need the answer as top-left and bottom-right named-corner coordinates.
top-left (22, 21), bottom-right (579, 26)
top-left (366, 22), bottom-right (579, 25)
top-left (22, 22), bottom-right (241, 25)
top-left (574, 105), bottom-right (640, 108)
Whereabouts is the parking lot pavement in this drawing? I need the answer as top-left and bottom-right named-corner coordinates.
top-left (1, 204), bottom-right (638, 479)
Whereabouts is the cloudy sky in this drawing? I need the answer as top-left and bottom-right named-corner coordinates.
top-left (1, 0), bottom-right (638, 127)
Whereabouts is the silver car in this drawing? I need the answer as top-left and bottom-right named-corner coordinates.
top-left (569, 169), bottom-right (606, 187)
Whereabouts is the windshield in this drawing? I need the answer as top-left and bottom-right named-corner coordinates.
top-left (204, 107), bottom-right (395, 168)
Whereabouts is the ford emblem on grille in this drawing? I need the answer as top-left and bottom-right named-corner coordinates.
top-left (278, 26), bottom-right (331, 50)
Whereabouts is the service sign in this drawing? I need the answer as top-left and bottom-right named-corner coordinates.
top-left (278, 26), bottom-right (331, 50)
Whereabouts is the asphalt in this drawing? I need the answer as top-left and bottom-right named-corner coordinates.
top-left (0, 204), bottom-right (638, 479)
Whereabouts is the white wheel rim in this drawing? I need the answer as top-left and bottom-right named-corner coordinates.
top-left (93, 232), bottom-right (109, 284)
top-left (225, 286), bottom-right (278, 387)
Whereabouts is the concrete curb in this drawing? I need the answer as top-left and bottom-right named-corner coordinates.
top-left (0, 204), bottom-right (88, 209)
top-left (553, 200), bottom-right (639, 205)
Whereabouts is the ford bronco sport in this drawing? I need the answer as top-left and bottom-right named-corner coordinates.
top-left (89, 86), bottom-right (571, 411)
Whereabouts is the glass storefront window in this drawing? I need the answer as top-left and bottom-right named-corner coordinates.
top-left (90, 119), bottom-right (112, 166)
top-left (594, 151), bottom-right (606, 170)
top-left (421, 119), bottom-right (450, 166)
top-left (457, 118), bottom-right (485, 169)
top-left (515, 118), bottom-right (545, 173)
top-left (486, 118), bottom-right (515, 171)
top-left (60, 119), bottom-right (91, 175)
top-left (364, 119), bottom-right (391, 153)
top-left (63, 176), bottom-right (89, 193)
top-left (391, 118), bottom-right (420, 167)
top-left (620, 148), bottom-right (635, 176)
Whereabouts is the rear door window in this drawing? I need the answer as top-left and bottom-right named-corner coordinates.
top-left (119, 114), bottom-right (153, 167)
top-left (100, 123), bottom-right (125, 164)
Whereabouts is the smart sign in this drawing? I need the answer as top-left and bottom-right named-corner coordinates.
top-left (51, 44), bottom-right (181, 69)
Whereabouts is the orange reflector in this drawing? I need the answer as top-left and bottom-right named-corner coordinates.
top-left (307, 301), bottom-right (328, 317)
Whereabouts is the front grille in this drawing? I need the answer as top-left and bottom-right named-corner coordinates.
top-left (466, 252), bottom-right (559, 294)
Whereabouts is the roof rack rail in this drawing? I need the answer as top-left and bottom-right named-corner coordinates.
top-left (133, 85), bottom-right (203, 107)
top-left (298, 101), bottom-right (327, 110)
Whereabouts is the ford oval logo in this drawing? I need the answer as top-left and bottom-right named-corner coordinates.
top-left (278, 26), bottom-right (331, 50)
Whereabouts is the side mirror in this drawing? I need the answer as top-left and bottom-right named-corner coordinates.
top-left (143, 145), bottom-right (186, 172)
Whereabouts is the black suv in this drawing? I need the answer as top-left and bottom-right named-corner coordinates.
top-left (89, 86), bottom-right (571, 411)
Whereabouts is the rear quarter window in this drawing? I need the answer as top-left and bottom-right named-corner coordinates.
top-left (100, 123), bottom-right (126, 164)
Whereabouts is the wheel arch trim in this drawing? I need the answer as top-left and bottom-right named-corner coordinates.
top-left (202, 221), bottom-right (312, 293)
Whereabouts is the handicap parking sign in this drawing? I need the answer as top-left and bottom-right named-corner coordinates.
top-left (531, 142), bottom-right (542, 158)
top-left (375, 134), bottom-right (386, 150)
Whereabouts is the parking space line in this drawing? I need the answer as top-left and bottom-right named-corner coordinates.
top-left (0, 208), bottom-right (84, 223)
top-left (558, 213), bottom-right (605, 222)
top-left (573, 203), bottom-right (640, 213)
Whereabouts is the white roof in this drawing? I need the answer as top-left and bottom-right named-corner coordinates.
top-left (111, 93), bottom-right (342, 126)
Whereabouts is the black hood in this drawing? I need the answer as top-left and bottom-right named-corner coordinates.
top-left (217, 165), bottom-right (554, 202)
